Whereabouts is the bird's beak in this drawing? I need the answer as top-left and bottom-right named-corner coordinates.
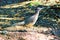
top-left (43, 7), bottom-right (50, 9)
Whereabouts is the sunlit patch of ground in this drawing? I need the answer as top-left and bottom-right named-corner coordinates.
top-left (0, 32), bottom-right (59, 40)
top-left (0, 0), bottom-right (60, 8)
top-left (0, 1), bottom-right (32, 8)
top-left (0, 26), bottom-right (60, 40)
top-left (2, 25), bottom-right (51, 33)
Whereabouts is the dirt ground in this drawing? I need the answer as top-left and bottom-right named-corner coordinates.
top-left (0, 27), bottom-right (60, 40)
top-left (0, 0), bottom-right (60, 40)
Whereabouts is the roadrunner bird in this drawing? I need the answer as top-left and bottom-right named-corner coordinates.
top-left (12, 7), bottom-right (44, 27)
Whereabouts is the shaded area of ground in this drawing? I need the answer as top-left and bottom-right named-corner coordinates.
top-left (0, 0), bottom-right (29, 6)
top-left (0, 4), bottom-right (60, 29)
top-left (0, 1), bottom-right (60, 29)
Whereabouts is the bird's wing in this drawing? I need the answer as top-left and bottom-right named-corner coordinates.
top-left (25, 15), bottom-right (36, 26)
top-left (26, 15), bottom-right (35, 23)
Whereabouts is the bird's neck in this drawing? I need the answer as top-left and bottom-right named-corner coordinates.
top-left (35, 10), bottom-right (40, 16)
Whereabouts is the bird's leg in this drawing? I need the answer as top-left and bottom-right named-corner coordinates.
top-left (25, 23), bottom-right (34, 28)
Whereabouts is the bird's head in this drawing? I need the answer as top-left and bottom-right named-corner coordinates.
top-left (35, 7), bottom-right (44, 13)
top-left (37, 7), bottom-right (44, 11)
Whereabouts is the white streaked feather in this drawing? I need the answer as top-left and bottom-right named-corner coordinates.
top-left (12, 21), bottom-right (25, 26)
